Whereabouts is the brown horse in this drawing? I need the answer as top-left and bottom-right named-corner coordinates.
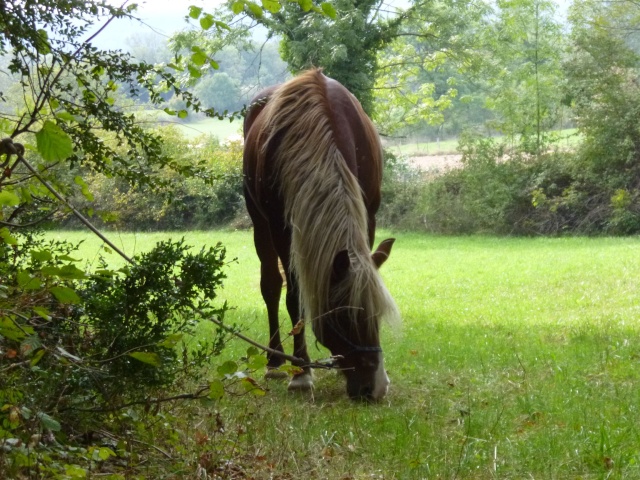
top-left (243, 69), bottom-right (398, 401)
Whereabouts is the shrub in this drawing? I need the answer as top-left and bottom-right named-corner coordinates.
top-left (0, 230), bottom-right (231, 477)
top-left (378, 150), bottom-right (426, 229)
top-left (66, 128), bottom-right (246, 231)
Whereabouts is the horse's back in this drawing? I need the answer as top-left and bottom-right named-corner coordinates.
top-left (243, 70), bottom-right (382, 217)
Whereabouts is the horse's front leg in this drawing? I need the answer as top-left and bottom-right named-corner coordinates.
top-left (283, 271), bottom-right (314, 391)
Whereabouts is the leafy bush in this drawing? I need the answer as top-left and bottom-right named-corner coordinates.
top-left (0, 230), bottom-right (232, 477)
top-left (418, 135), bottom-right (640, 235)
top-left (66, 128), bottom-right (246, 231)
top-left (378, 150), bottom-right (426, 229)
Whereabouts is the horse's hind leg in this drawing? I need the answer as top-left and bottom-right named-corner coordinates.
top-left (248, 213), bottom-right (288, 379)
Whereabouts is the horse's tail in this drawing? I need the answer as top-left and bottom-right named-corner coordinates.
top-left (255, 69), bottom-right (397, 327)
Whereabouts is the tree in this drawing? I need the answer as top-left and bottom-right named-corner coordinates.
top-left (481, 0), bottom-right (565, 154)
top-left (565, 0), bottom-right (640, 172)
top-left (373, 0), bottom-right (490, 135)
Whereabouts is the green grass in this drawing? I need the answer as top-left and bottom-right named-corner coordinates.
top-left (47, 230), bottom-right (640, 478)
top-left (173, 117), bottom-right (243, 140)
top-left (135, 109), bottom-right (243, 141)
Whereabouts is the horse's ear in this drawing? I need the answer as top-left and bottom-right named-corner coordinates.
top-left (332, 249), bottom-right (351, 283)
top-left (372, 238), bottom-right (395, 269)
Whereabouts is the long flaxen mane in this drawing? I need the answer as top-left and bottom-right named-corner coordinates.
top-left (255, 69), bottom-right (398, 334)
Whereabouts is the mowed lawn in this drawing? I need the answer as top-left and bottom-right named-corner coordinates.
top-left (47, 230), bottom-right (640, 479)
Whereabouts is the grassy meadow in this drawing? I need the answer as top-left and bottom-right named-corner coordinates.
top-left (46, 230), bottom-right (640, 479)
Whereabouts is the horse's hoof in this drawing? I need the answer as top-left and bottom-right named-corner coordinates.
top-left (287, 372), bottom-right (314, 391)
top-left (265, 367), bottom-right (289, 380)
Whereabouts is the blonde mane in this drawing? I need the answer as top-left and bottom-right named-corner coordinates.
top-left (255, 69), bottom-right (398, 332)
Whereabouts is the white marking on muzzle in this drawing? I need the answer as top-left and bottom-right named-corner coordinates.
top-left (372, 353), bottom-right (390, 400)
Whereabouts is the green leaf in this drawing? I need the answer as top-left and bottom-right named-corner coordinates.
top-left (200, 13), bottom-right (215, 30)
top-left (55, 111), bottom-right (76, 123)
top-left (58, 264), bottom-right (87, 280)
top-left (0, 190), bottom-right (20, 206)
top-left (241, 377), bottom-right (266, 396)
top-left (187, 64), bottom-right (202, 78)
top-left (247, 2), bottom-right (263, 17)
top-left (31, 250), bottom-right (53, 262)
top-left (0, 227), bottom-right (18, 245)
top-left (158, 333), bottom-right (184, 348)
top-left (74, 175), bottom-right (94, 201)
top-left (298, 0), bottom-right (313, 11)
top-left (190, 47), bottom-right (208, 66)
top-left (36, 29), bottom-right (51, 54)
top-left (58, 255), bottom-right (80, 262)
top-left (178, 110), bottom-right (189, 119)
top-left (30, 348), bottom-right (46, 367)
top-left (217, 360), bottom-right (238, 376)
top-left (17, 271), bottom-right (42, 290)
top-left (321, 2), bottom-right (336, 18)
top-left (262, 0), bottom-right (281, 13)
top-left (35, 120), bottom-right (73, 161)
top-left (128, 351), bottom-right (161, 367)
top-left (0, 315), bottom-right (34, 342)
top-left (33, 307), bottom-right (51, 320)
top-left (188, 6), bottom-right (203, 18)
top-left (247, 354), bottom-right (268, 370)
top-left (49, 286), bottom-right (81, 304)
top-left (209, 379), bottom-right (225, 400)
top-left (37, 412), bottom-right (61, 432)
top-left (231, 1), bottom-right (244, 14)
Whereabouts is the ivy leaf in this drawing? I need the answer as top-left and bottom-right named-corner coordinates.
top-left (128, 351), bottom-right (161, 367)
top-left (35, 120), bottom-right (73, 161)
top-left (49, 286), bottom-right (81, 304)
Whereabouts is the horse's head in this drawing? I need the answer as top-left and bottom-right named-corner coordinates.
top-left (313, 238), bottom-right (395, 402)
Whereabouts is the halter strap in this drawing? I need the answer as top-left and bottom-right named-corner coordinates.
top-left (324, 321), bottom-right (383, 355)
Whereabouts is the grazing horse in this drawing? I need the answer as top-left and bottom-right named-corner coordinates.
top-left (242, 69), bottom-right (398, 401)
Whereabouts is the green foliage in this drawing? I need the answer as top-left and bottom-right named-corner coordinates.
top-left (0, 231), bottom-right (232, 477)
top-left (378, 150), bottom-right (426, 229)
top-left (74, 128), bottom-right (245, 230)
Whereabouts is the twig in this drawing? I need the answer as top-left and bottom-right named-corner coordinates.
top-left (13, 144), bottom-right (133, 263)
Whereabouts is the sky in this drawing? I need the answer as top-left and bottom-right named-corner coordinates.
top-left (91, 0), bottom-right (224, 49)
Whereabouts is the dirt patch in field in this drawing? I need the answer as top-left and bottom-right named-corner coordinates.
top-left (408, 154), bottom-right (463, 173)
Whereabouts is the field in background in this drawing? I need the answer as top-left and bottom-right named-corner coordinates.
top-left (137, 110), bottom-right (243, 141)
top-left (386, 128), bottom-right (582, 158)
top-left (47, 230), bottom-right (640, 478)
